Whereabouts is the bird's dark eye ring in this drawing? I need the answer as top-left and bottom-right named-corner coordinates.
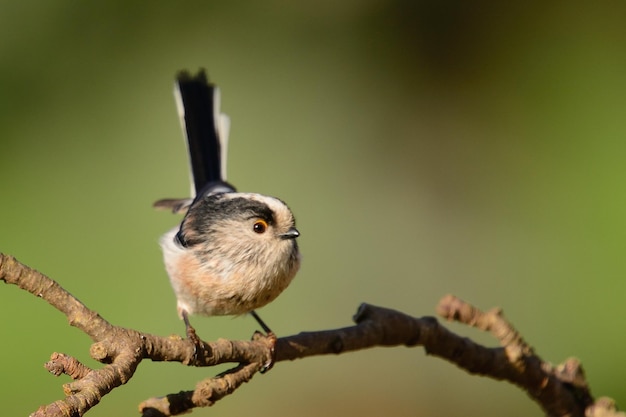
top-left (253, 220), bottom-right (268, 234)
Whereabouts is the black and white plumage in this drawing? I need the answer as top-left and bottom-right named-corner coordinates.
top-left (154, 69), bottom-right (300, 336)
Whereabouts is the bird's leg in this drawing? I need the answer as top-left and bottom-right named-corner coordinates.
top-left (250, 310), bottom-right (274, 336)
top-left (250, 310), bottom-right (277, 373)
top-left (182, 310), bottom-right (200, 342)
top-left (182, 310), bottom-right (206, 364)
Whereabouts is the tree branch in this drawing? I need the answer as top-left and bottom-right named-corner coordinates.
top-left (0, 253), bottom-right (622, 417)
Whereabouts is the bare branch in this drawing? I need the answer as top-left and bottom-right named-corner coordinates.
top-left (0, 253), bottom-right (622, 417)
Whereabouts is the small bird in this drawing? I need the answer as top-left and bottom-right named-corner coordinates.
top-left (154, 69), bottom-right (301, 344)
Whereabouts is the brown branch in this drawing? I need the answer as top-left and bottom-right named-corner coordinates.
top-left (0, 253), bottom-right (622, 417)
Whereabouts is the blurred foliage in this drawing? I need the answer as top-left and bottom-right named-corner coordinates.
top-left (1, 1), bottom-right (626, 416)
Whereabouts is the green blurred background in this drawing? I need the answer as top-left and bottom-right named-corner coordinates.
top-left (1, 2), bottom-right (625, 416)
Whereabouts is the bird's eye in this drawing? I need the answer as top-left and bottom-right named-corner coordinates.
top-left (253, 220), bottom-right (268, 234)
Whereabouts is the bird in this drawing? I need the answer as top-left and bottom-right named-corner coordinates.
top-left (154, 69), bottom-right (301, 348)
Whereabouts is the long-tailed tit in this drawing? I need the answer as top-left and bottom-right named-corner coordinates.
top-left (154, 70), bottom-right (301, 345)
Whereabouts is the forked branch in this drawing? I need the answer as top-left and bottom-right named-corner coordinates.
top-left (0, 253), bottom-right (622, 417)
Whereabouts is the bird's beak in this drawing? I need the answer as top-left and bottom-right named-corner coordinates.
top-left (280, 227), bottom-right (300, 240)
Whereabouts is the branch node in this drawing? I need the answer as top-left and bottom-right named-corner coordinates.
top-left (352, 302), bottom-right (370, 323)
top-left (586, 397), bottom-right (626, 417)
top-left (330, 336), bottom-right (344, 353)
top-left (45, 352), bottom-right (92, 380)
top-left (556, 357), bottom-right (587, 388)
top-left (90, 341), bottom-right (114, 363)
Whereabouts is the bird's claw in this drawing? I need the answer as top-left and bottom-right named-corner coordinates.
top-left (252, 331), bottom-right (277, 373)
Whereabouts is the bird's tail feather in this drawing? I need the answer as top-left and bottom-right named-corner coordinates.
top-left (174, 69), bottom-right (231, 196)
